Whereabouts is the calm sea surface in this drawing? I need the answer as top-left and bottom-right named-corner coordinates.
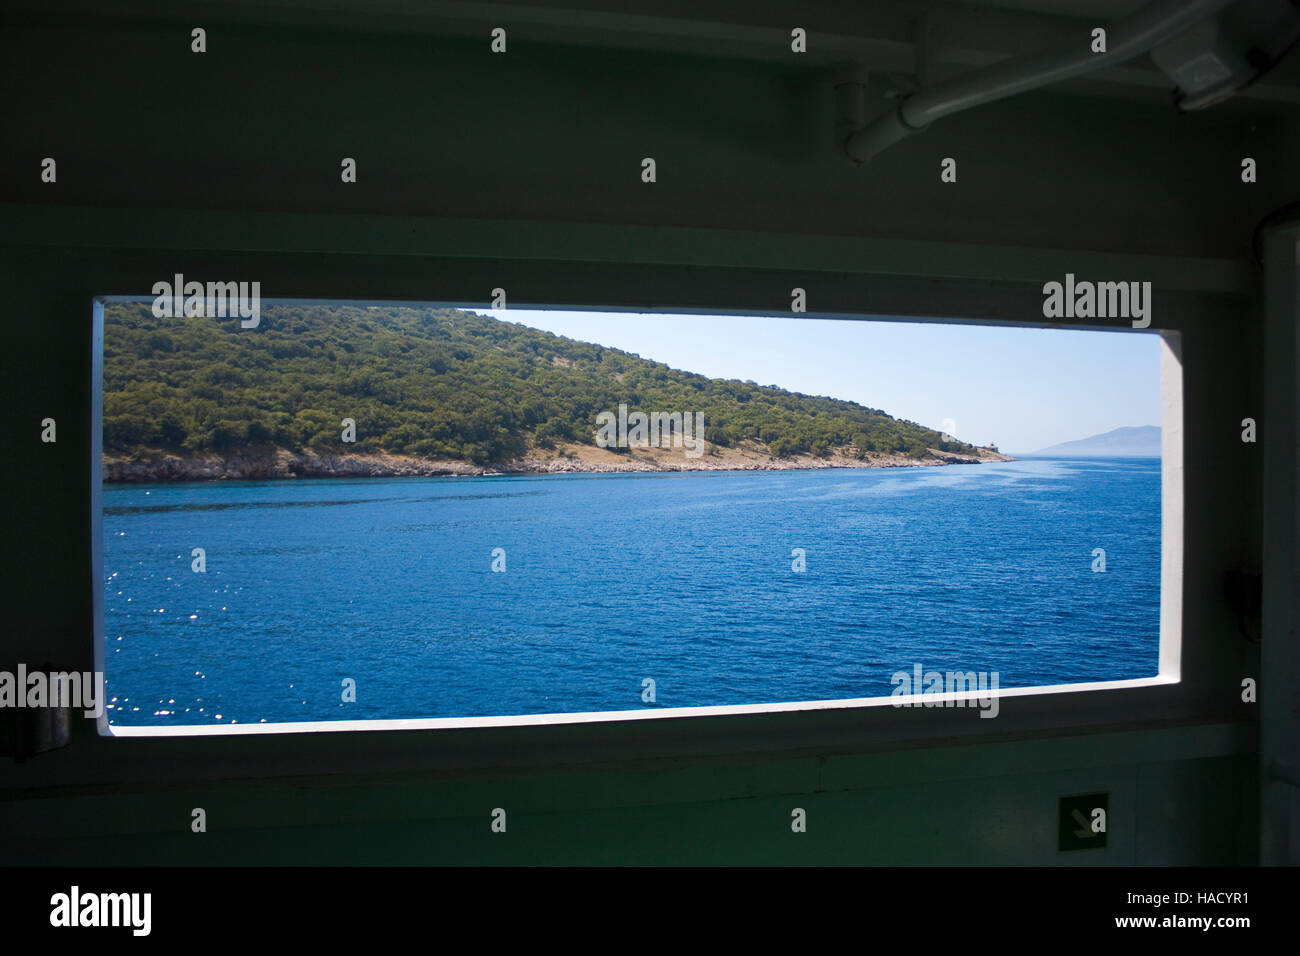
top-left (101, 456), bottom-right (1160, 725)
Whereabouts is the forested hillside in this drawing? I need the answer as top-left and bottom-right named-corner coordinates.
top-left (102, 303), bottom-right (990, 466)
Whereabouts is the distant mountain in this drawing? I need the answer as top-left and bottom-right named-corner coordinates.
top-left (1035, 425), bottom-right (1160, 457)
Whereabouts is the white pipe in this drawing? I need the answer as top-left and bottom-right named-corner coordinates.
top-left (843, 0), bottom-right (1239, 165)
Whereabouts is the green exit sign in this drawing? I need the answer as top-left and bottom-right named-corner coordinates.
top-left (1059, 793), bottom-right (1108, 851)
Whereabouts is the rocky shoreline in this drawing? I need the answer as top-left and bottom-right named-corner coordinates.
top-left (103, 442), bottom-right (1013, 483)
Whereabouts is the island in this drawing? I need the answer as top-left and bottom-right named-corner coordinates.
top-left (101, 303), bottom-right (1011, 482)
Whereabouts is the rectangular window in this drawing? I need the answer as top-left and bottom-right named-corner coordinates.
top-left (95, 298), bottom-right (1177, 733)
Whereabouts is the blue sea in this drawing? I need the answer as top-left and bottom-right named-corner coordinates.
top-left (100, 456), bottom-right (1160, 726)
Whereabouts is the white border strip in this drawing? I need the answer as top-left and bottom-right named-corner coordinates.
top-left (1158, 330), bottom-right (1184, 681)
top-left (104, 675), bottom-right (1179, 737)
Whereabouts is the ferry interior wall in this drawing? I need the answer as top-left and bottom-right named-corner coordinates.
top-left (1, 0), bottom-right (1298, 866)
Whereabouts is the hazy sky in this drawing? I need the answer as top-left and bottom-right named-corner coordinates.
top-left (469, 309), bottom-right (1163, 454)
